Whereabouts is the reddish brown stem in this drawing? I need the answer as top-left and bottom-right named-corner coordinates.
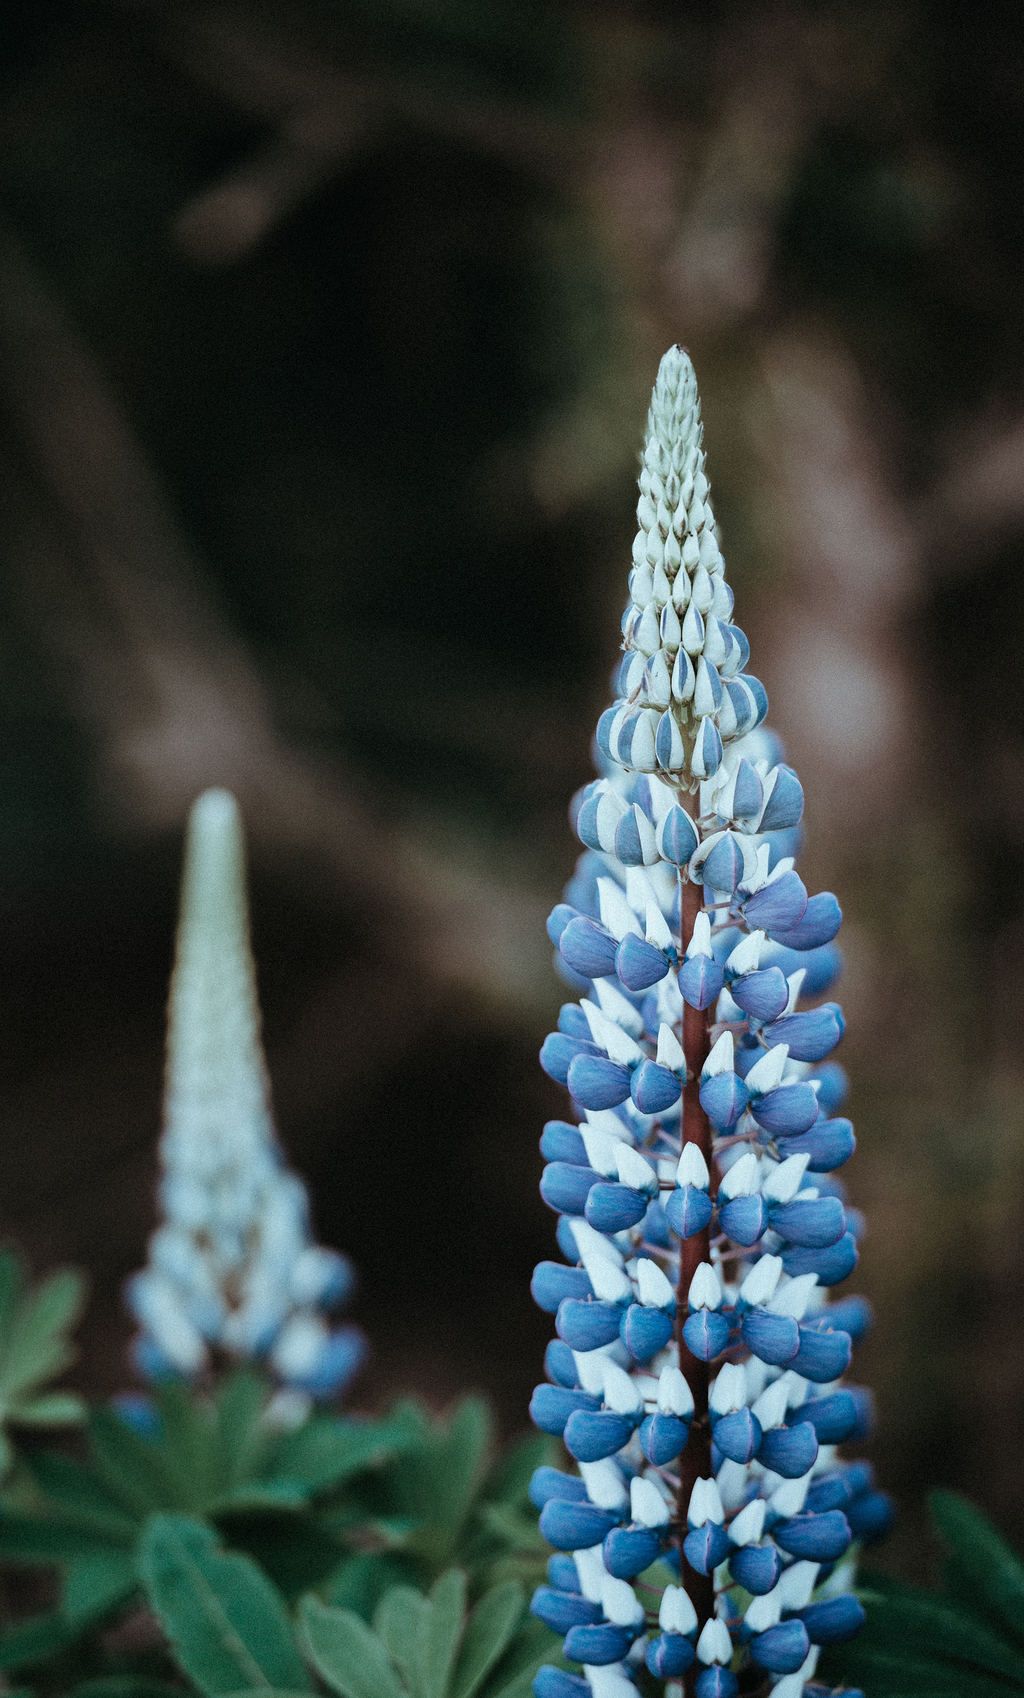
top-left (675, 869), bottom-right (716, 1676)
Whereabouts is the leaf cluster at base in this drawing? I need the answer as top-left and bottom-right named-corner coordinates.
top-left (0, 1378), bottom-right (558, 1698)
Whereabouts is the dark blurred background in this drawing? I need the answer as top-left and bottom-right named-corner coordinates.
top-left (0, 0), bottom-right (1022, 1580)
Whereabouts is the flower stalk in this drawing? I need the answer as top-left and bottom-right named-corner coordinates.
top-left (127, 788), bottom-right (365, 1410)
top-left (528, 349), bottom-right (893, 1698)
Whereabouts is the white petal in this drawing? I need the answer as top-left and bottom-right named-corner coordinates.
top-left (716, 1458), bottom-right (751, 1511)
top-left (744, 1043), bottom-right (789, 1095)
top-left (784, 968), bottom-right (807, 1014)
top-left (593, 977), bottom-right (646, 1038)
top-left (767, 1272), bottom-right (819, 1319)
top-left (659, 1584), bottom-right (698, 1636)
top-left (584, 1109), bottom-right (635, 1146)
top-left (579, 1458), bottom-right (630, 1512)
top-left (573, 1543), bottom-right (608, 1603)
top-left (636, 1257), bottom-right (675, 1308)
top-left (631, 1475), bottom-right (672, 1527)
top-left (701, 1030), bottom-right (734, 1078)
top-left (658, 1365), bottom-right (695, 1417)
top-left (751, 1378), bottom-right (788, 1431)
top-left (570, 1219), bottom-right (625, 1267)
top-left (579, 1126), bottom-right (620, 1179)
top-left (718, 1152), bottom-right (759, 1200)
top-left (768, 1473), bottom-right (811, 1518)
top-left (760, 1153), bottom-right (810, 1203)
top-left (684, 909), bottom-right (714, 960)
top-left (709, 1361), bottom-right (747, 1415)
top-left (616, 1144), bottom-right (659, 1196)
top-left (676, 1142), bottom-right (710, 1189)
top-left (744, 1586), bottom-right (783, 1632)
top-left (656, 1023), bottom-right (685, 1071)
top-left (728, 1497), bottom-right (766, 1546)
top-left (777, 1561), bottom-right (819, 1610)
top-left (695, 1617), bottom-right (732, 1665)
top-left (687, 1476), bottom-right (725, 1526)
top-left (603, 1360), bottom-right (644, 1415)
top-left (601, 1576), bottom-right (645, 1627)
top-left (688, 1263), bottom-right (722, 1311)
top-left (725, 929), bottom-right (765, 976)
top-left (597, 877), bottom-right (643, 942)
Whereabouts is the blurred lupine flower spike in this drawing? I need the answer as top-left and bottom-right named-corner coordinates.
top-left (530, 349), bottom-right (891, 1698)
top-left (127, 788), bottom-right (365, 1403)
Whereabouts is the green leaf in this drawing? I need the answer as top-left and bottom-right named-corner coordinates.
top-left (451, 1582), bottom-right (523, 1698)
top-left (0, 1269), bottom-right (86, 1401)
top-left (324, 1552), bottom-right (420, 1619)
top-left (153, 1383), bottom-right (216, 1509)
top-left (62, 1551), bottom-right (138, 1625)
top-left (139, 1513), bottom-right (311, 1696)
top-left (89, 1407), bottom-right (189, 1517)
top-left (28, 1450), bottom-right (139, 1541)
top-left (217, 1510), bottom-right (345, 1599)
top-left (931, 1489), bottom-right (1024, 1647)
top-left (0, 1610), bottom-right (82, 1671)
top-left (480, 1435), bottom-right (551, 1510)
top-left (212, 1483), bottom-right (309, 1515)
top-left (421, 1569), bottom-right (467, 1698)
top-left (0, 1253), bottom-right (26, 1345)
top-left (0, 1509), bottom-right (122, 1563)
top-left (72, 1681), bottom-right (183, 1698)
top-left (479, 1618), bottom-right (562, 1698)
top-left (374, 1586), bottom-right (429, 1695)
top-left (272, 1413), bottom-right (417, 1498)
top-left (300, 1595), bottom-right (407, 1698)
top-left (216, 1373), bottom-right (272, 1490)
top-left (844, 1577), bottom-right (1024, 1685)
top-left (396, 1400), bottom-right (492, 1570)
top-left (8, 1392), bottom-right (86, 1425)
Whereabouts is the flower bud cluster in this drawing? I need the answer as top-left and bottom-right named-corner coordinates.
top-left (127, 789), bottom-right (365, 1403)
top-left (529, 350), bottom-right (890, 1698)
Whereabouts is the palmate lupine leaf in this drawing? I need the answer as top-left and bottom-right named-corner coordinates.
top-left (0, 1251), bottom-right (86, 1471)
top-left (823, 1494), bottom-right (1024, 1694)
top-left (139, 1513), bottom-right (311, 1697)
top-left (300, 1570), bottom-right (556, 1698)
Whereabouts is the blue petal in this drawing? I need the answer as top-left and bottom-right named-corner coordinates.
top-left (717, 1194), bottom-right (768, 1247)
top-left (538, 1498), bottom-right (620, 1550)
top-left (798, 1595), bottom-right (865, 1646)
top-left (602, 1525), bottom-right (663, 1578)
top-left (556, 1297), bottom-right (625, 1352)
top-left (762, 940), bottom-right (842, 996)
top-left (773, 1510), bottom-right (852, 1563)
top-left (757, 1419), bottom-right (818, 1478)
top-left (563, 1623), bottom-right (637, 1666)
top-left (769, 891), bottom-right (842, 950)
top-left (702, 832), bottom-right (746, 892)
top-left (730, 967), bottom-right (790, 1022)
top-left (782, 1231), bottom-right (859, 1286)
top-left (540, 1162), bottom-right (600, 1215)
top-left (777, 1117), bottom-right (855, 1173)
top-left (541, 1033), bottom-right (601, 1086)
top-left (811, 1058), bottom-right (849, 1111)
top-left (564, 1408), bottom-right (637, 1462)
top-left (678, 954), bottom-right (724, 1010)
top-left (743, 870), bottom-right (808, 933)
top-left (547, 904), bottom-right (579, 945)
top-left (530, 1385), bottom-right (601, 1435)
top-left (616, 932), bottom-right (670, 992)
top-left (540, 1120), bottom-right (589, 1163)
top-left (761, 1004), bottom-right (844, 1061)
top-left (531, 1262), bottom-right (595, 1313)
top-left (547, 1554), bottom-right (582, 1592)
top-left (727, 1542), bottom-right (780, 1595)
top-left (530, 1586), bottom-right (603, 1635)
top-left (740, 1308), bottom-right (800, 1365)
top-left (639, 1411), bottom-right (690, 1465)
top-left (544, 1339), bottom-right (579, 1389)
top-left (748, 1619), bottom-right (810, 1675)
top-left (529, 1467), bottom-right (589, 1509)
top-left (664, 1184), bottom-right (714, 1239)
top-left (646, 1634), bottom-right (696, 1678)
top-left (682, 1309), bottom-right (731, 1361)
top-left (585, 1182), bottom-right (648, 1233)
top-left (559, 917), bottom-right (619, 979)
top-left (621, 1303), bottom-right (674, 1362)
top-left (712, 1408), bottom-right (761, 1464)
top-left (769, 1196), bottom-right (846, 1248)
top-left (800, 1388), bottom-right (874, 1445)
top-left (532, 1666), bottom-right (591, 1698)
top-left (825, 1294), bottom-right (873, 1338)
top-left (699, 1071), bottom-right (750, 1131)
top-left (759, 765), bottom-right (804, 832)
top-left (694, 1669), bottom-right (738, 1698)
top-left (750, 1081), bottom-right (820, 1134)
top-left (789, 1321), bottom-right (853, 1382)
top-left (658, 807), bottom-right (700, 865)
top-left (566, 1054), bottom-right (633, 1111)
top-left (846, 1489), bottom-right (896, 1543)
top-left (631, 1059), bottom-right (682, 1114)
top-left (558, 1005), bottom-right (592, 1039)
top-left (683, 1521), bottom-right (730, 1574)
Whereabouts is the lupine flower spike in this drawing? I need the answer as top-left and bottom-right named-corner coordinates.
top-left (530, 350), bottom-right (892, 1698)
top-left (127, 788), bottom-right (365, 1411)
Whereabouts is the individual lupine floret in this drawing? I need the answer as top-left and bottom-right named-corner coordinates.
top-left (529, 349), bottom-right (890, 1698)
top-left (127, 789), bottom-right (365, 1403)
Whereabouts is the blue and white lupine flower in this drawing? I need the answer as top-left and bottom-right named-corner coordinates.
top-left (127, 788), bottom-right (365, 1405)
top-left (531, 350), bottom-right (891, 1698)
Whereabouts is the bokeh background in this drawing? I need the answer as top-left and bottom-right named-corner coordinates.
top-left (1, 0), bottom-right (1022, 1582)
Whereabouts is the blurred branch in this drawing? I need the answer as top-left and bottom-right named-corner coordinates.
top-left (0, 219), bottom-right (555, 1009)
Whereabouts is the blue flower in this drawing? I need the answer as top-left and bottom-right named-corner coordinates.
top-left (126, 790), bottom-right (365, 1406)
top-left (527, 349), bottom-right (880, 1698)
